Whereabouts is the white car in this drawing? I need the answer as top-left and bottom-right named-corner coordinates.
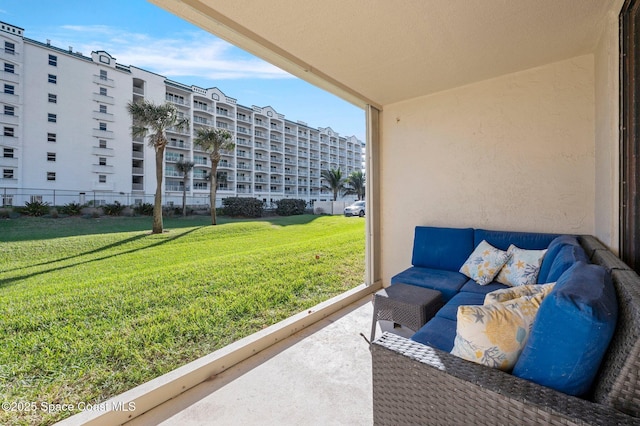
top-left (344, 200), bottom-right (366, 217)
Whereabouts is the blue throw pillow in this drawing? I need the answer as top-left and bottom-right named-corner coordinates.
top-left (411, 226), bottom-right (474, 272)
top-left (512, 261), bottom-right (618, 396)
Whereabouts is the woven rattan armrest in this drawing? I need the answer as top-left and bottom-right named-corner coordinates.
top-left (372, 332), bottom-right (639, 425)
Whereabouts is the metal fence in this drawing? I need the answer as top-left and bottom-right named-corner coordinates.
top-left (0, 187), bottom-right (213, 208)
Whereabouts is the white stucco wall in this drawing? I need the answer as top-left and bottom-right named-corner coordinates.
top-left (594, 7), bottom-right (621, 253)
top-left (379, 55), bottom-right (596, 283)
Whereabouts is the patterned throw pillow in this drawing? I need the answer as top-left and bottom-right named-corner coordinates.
top-left (495, 245), bottom-right (547, 287)
top-left (450, 292), bottom-right (547, 371)
top-left (484, 282), bottom-right (555, 305)
top-left (459, 240), bottom-right (510, 285)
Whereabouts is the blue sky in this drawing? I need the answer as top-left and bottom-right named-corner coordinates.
top-left (0, 0), bottom-right (366, 140)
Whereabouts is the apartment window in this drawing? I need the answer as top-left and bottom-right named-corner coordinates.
top-left (48, 74), bottom-right (57, 84)
top-left (99, 104), bottom-right (107, 113)
top-left (99, 139), bottom-right (107, 148)
top-left (4, 84), bottom-right (14, 95)
top-left (47, 113), bottom-right (57, 123)
top-left (99, 69), bottom-right (107, 80)
top-left (47, 132), bottom-right (56, 142)
top-left (2, 196), bottom-right (12, 206)
top-left (30, 195), bottom-right (43, 203)
top-left (4, 127), bottom-right (14, 137)
top-left (99, 87), bottom-right (107, 96)
top-left (4, 105), bottom-right (14, 116)
top-left (47, 172), bottom-right (56, 181)
top-left (47, 152), bottom-right (56, 162)
top-left (98, 175), bottom-right (106, 183)
top-left (4, 41), bottom-right (15, 55)
top-left (4, 62), bottom-right (14, 73)
top-left (99, 157), bottom-right (106, 166)
top-left (3, 169), bottom-right (13, 179)
top-left (99, 122), bottom-right (107, 131)
top-left (48, 93), bottom-right (57, 103)
top-left (3, 148), bottom-right (13, 158)
top-left (48, 54), bottom-right (57, 66)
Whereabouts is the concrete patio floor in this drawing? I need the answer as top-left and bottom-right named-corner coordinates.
top-left (125, 296), bottom-right (406, 426)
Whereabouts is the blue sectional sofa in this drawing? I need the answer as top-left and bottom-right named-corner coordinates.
top-left (372, 226), bottom-right (640, 425)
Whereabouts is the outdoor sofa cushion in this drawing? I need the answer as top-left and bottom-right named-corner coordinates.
top-left (411, 226), bottom-right (474, 271)
top-left (390, 267), bottom-right (467, 302)
top-left (512, 261), bottom-right (618, 396)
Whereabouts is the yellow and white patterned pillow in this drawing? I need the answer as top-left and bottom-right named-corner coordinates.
top-left (450, 292), bottom-right (547, 371)
top-left (459, 240), bottom-right (510, 285)
top-left (495, 245), bottom-right (547, 287)
top-left (484, 282), bottom-right (555, 305)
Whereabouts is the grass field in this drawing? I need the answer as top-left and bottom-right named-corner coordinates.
top-left (0, 214), bottom-right (365, 425)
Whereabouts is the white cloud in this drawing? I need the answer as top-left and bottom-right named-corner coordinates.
top-left (50, 25), bottom-right (293, 80)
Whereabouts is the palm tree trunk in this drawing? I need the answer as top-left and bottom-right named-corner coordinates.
top-left (182, 185), bottom-right (187, 217)
top-left (152, 146), bottom-right (164, 234)
top-left (210, 163), bottom-right (218, 225)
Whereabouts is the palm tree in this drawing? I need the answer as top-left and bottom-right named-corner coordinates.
top-left (176, 159), bottom-right (195, 217)
top-left (345, 170), bottom-right (365, 200)
top-left (321, 168), bottom-right (346, 201)
top-left (194, 127), bottom-right (235, 225)
top-left (127, 100), bottom-right (188, 234)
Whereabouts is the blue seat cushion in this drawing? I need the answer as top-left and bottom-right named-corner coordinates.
top-left (513, 261), bottom-right (618, 396)
top-left (411, 226), bottom-right (474, 272)
top-left (537, 235), bottom-right (581, 283)
top-left (543, 244), bottom-right (589, 283)
top-left (474, 229), bottom-right (559, 251)
top-left (391, 267), bottom-right (467, 302)
top-left (411, 316), bottom-right (457, 352)
top-left (436, 291), bottom-right (486, 321)
top-left (459, 279), bottom-right (510, 295)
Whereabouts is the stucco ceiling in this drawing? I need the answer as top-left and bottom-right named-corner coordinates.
top-left (150, 0), bottom-right (617, 109)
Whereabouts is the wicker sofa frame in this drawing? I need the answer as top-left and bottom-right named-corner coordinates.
top-left (371, 236), bottom-right (640, 425)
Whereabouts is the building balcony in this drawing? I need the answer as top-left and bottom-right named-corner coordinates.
top-left (93, 74), bottom-right (115, 88)
top-left (0, 70), bottom-right (19, 83)
top-left (218, 162), bottom-right (234, 169)
top-left (132, 183), bottom-right (144, 191)
top-left (0, 49), bottom-right (20, 61)
top-left (0, 156), bottom-right (18, 167)
top-left (92, 111), bottom-right (114, 122)
top-left (167, 141), bottom-right (190, 150)
top-left (0, 92), bottom-right (19, 104)
top-left (132, 151), bottom-right (144, 159)
top-left (194, 116), bottom-right (213, 126)
top-left (92, 93), bottom-right (115, 105)
top-left (0, 135), bottom-right (18, 146)
top-left (92, 164), bottom-right (115, 174)
top-left (92, 146), bottom-right (115, 157)
top-left (0, 113), bottom-right (18, 125)
top-left (132, 167), bottom-right (144, 175)
top-left (91, 182), bottom-right (115, 191)
top-left (93, 129), bottom-right (114, 139)
top-left (133, 86), bottom-right (144, 96)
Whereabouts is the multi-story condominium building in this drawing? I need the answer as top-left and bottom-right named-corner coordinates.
top-left (0, 22), bottom-right (364, 208)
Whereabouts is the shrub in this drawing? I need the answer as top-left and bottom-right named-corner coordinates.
top-left (60, 202), bottom-right (84, 216)
top-left (133, 203), bottom-right (154, 216)
top-left (103, 201), bottom-right (125, 216)
top-left (275, 199), bottom-right (307, 216)
top-left (222, 197), bottom-right (264, 218)
top-left (23, 200), bottom-right (50, 217)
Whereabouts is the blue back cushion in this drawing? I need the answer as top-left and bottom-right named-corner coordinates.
top-left (538, 235), bottom-right (581, 283)
top-left (543, 244), bottom-right (589, 283)
top-left (513, 261), bottom-right (618, 396)
top-left (474, 229), bottom-right (559, 251)
top-left (411, 226), bottom-right (474, 272)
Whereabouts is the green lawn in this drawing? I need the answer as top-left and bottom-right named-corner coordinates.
top-left (0, 214), bottom-right (365, 425)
